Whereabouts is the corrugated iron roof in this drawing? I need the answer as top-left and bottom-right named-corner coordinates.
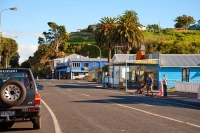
top-left (111, 54), bottom-right (136, 63)
top-left (69, 58), bottom-right (107, 62)
top-left (160, 54), bottom-right (200, 66)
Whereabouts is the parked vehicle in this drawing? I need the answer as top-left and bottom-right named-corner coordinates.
top-left (0, 68), bottom-right (42, 130)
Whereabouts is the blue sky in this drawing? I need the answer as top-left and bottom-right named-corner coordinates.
top-left (1, 0), bottom-right (200, 63)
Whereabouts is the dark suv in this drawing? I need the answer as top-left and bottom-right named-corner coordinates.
top-left (0, 68), bottom-right (41, 130)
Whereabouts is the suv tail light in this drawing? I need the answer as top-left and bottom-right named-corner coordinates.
top-left (35, 94), bottom-right (41, 105)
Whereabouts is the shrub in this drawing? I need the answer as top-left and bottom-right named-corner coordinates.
top-left (92, 78), bottom-right (97, 82)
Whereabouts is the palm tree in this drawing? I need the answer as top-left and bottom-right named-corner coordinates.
top-left (95, 17), bottom-right (117, 63)
top-left (114, 10), bottom-right (144, 54)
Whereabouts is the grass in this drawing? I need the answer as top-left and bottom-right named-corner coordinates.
top-left (167, 88), bottom-right (175, 92)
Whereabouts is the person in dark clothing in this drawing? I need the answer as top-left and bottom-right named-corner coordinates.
top-left (162, 74), bottom-right (168, 96)
top-left (146, 74), bottom-right (153, 95)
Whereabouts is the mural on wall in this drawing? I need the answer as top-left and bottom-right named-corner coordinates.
top-left (190, 72), bottom-right (200, 80)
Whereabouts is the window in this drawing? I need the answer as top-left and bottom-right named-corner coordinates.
top-left (93, 62), bottom-right (96, 66)
top-left (83, 62), bottom-right (89, 67)
top-left (182, 68), bottom-right (190, 82)
top-left (72, 62), bottom-right (80, 67)
top-left (74, 72), bottom-right (79, 76)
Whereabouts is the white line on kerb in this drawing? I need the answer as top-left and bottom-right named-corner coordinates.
top-left (81, 93), bottom-right (90, 97)
top-left (42, 100), bottom-right (62, 133)
top-left (105, 100), bottom-right (200, 128)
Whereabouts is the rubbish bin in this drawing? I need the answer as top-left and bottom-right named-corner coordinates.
top-left (120, 82), bottom-right (124, 89)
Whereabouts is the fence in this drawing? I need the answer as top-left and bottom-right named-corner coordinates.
top-left (175, 82), bottom-right (200, 93)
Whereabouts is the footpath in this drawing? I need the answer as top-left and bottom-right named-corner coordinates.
top-left (92, 81), bottom-right (200, 105)
top-left (48, 79), bottom-right (200, 105)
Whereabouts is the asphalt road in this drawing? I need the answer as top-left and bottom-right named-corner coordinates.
top-left (2, 79), bottom-right (200, 133)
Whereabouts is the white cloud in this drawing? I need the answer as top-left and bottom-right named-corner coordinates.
top-left (3, 31), bottom-right (43, 38)
top-left (2, 31), bottom-right (42, 64)
top-left (18, 44), bottom-right (38, 64)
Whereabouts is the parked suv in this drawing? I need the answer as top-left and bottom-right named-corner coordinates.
top-left (0, 68), bottom-right (41, 130)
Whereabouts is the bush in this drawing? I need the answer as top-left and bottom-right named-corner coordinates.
top-left (92, 78), bottom-right (97, 82)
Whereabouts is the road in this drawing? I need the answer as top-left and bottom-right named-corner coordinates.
top-left (1, 79), bottom-right (200, 133)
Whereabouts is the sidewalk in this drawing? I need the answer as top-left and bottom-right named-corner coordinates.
top-left (94, 82), bottom-right (200, 104)
top-left (58, 79), bottom-right (200, 105)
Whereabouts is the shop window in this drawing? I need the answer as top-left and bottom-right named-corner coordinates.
top-left (83, 62), bottom-right (89, 67)
top-left (182, 68), bottom-right (190, 82)
top-left (74, 72), bottom-right (79, 76)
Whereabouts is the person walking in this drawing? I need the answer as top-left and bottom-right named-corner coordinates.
top-left (146, 74), bottom-right (153, 95)
top-left (162, 74), bottom-right (168, 96)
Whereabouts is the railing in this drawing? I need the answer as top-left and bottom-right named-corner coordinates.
top-left (175, 82), bottom-right (200, 93)
top-left (167, 80), bottom-right (178, 88)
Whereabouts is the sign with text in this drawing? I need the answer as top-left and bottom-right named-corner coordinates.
top-left (133, 60), bottom-right (157, 64)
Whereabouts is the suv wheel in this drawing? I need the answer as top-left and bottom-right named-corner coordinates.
top-left (0, 80), bottom-right (26, 107)
top-left (33, 117), bottom-right (41, 129)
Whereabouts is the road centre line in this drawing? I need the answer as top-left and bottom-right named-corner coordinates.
top-left (81, 93), bottom-right (90, 97)
top-left (105, 100), bottom-right (200, 128)
top-left (42, 100), bottom-right (62, 133)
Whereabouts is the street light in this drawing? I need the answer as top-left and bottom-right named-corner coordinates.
top-left (0, 7), bottom-right (18, 68)
top-left (87, 44), bottom-right (101, 68)
top-left (0, 7), bottom-right (18, 37)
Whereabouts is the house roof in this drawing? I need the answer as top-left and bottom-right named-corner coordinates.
top-left (160, 54), bottom-right (200, 67)
top-left (68, 57), bottom-right (107, 62)
top-left (111, 54), bottom-right (136, 63)
top-left (53, 54), bottom-right (107, 62)
top-left (107, 53), bottom-right (200, 67)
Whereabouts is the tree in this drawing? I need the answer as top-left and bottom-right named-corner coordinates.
top-left (0, 38), bottom-right (18, 67)
top-left (87, 25), bottom-right (93, 32)
top-left (147, 24), bottom-right (160, 31)
top-left (114, 10), bottom-right (144, 54)
top-left (174, 15), bottom-right (195, 30)
top-left (41, 22), bottom-right (69, 58)
top-left (10, 53), bottom-right (20, 67)
top-left (95, 17), bottom-right (117, 63)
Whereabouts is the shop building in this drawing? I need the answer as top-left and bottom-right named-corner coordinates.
top-left (107, 52), bottom-right (200, 89)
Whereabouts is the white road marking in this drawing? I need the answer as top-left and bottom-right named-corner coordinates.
top-left (42, 100), bottom-right (62, 133)
top-left (67, 89), bottom-right (72, 91)
top-left (81, 93), bottom-right (90, 97)
top-left (142, 104), bottom-right (153, 106)
top-left (106, 90), bottom-right (125, 95)
top-left (45, 82), bottom-right (54, 85)
top-left (105, 100), bottom-right (200, 128)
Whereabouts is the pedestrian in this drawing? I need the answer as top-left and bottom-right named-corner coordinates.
top-left (162, 74), bottom-right (168, 96)
top-left (146, 74), bottom-right (153, 95)
top-left (156, 81), bottom-right (163, 97)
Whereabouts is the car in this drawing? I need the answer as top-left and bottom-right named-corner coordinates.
top-left (0, 68), bottom-right (42, 130)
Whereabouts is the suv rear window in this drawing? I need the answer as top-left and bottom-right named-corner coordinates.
top-left (0, 69), bottom-right (31, 88)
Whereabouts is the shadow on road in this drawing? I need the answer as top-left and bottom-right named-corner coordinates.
top-left (72, 95), bottom-right (200, 110)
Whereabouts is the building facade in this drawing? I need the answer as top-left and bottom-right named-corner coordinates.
top-left (107, 53), bottom-right (200, 89)
top-left (52, 54), bottom-right (108, 80)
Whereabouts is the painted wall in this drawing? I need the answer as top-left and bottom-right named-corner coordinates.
top-left (159, 67), bottom-right (200, 88)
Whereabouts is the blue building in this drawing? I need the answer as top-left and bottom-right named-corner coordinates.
top-left (52, 54), bottom-right (107, 79)
top-left (107, 52), bottom-right (200, 89)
